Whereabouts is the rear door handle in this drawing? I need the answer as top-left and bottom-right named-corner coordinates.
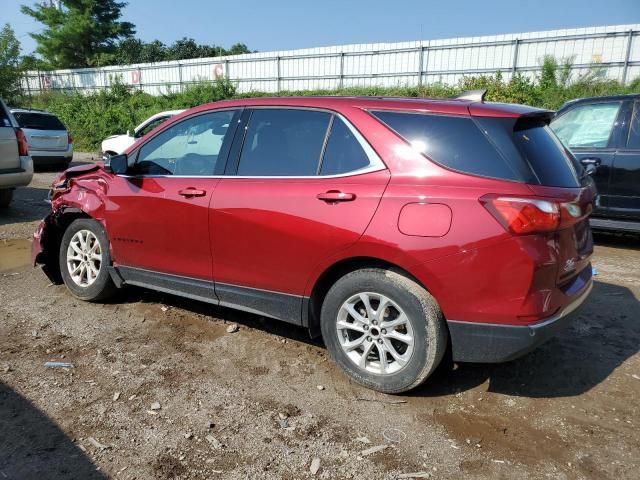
top-left (178, 188), bottom-right (206, 198)
top-left (317, 190), bottom-right (356, 202)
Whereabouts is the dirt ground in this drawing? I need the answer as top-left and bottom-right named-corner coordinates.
top-left (1, 155), bottom-right (639, 479)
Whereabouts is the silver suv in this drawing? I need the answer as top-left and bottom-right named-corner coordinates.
top-left (0, 100), bottom-right (33, 208)
top-left (10, 108), bottom-right (73, 169)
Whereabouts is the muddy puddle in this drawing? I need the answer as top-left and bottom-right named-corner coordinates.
top-left (0, 239), bottom-right (32, 273)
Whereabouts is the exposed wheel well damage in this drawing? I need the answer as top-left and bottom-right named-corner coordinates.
top-left (306, 256), bottom-right (427, 338)
top-left (36, 208), bottom-right (92, 284)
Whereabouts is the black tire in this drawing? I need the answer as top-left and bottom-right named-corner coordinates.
top-left (0, 189), bottom-right (13, 208)
top-left (320, 268), bottom-right (447, 393)
top-left (59, 218), bottom-right (117, 301)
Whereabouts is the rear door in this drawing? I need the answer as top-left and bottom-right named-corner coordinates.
top-left (12, 112), bottom-right (68, 152)
top-left (551, 100), bottom-right (626, 216)
top-left (608, 99), bottom-right (640, 219)
top-left (210, 107), bottom-right (390, 322)
top-left (0, 101), bottom-right (20, 170)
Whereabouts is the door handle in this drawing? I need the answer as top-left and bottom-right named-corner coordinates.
top-left (178, 188), bottom-right (206, 198)
top-left (580, 157), bottom-right (601, 176)
top-left (580, 157), bottom-right (601, 166)
top-left (317, 190), bottom-right (356, 202)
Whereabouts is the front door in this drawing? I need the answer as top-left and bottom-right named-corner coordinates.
top-left (211, 108), bottom-right (390, 322)
top-left (608, 100), bottom-right (640, 219)
top-left (105, 109), bottom-right (240, 281)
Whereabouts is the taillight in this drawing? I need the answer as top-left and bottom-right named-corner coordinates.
top-left (481, 195), bottom-right (584, 235)
top-left (15, 128), bottom-right (29, 156)
top-left (67, 132), bottom-right (73, 144)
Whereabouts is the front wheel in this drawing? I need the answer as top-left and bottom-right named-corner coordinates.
top-left (59, 218), bottom-right (117, 301)
top-left (320, 268), bottom-right (447, 393)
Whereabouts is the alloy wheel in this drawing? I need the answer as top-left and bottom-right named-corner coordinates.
top-left (66, 229), bottom-right (102, 287)
top-left (336, 292), bottom-right (415, 375)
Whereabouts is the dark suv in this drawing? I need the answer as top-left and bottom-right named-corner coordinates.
top-left (551, 94), bottom-right (640, 233)
top-left (33, 92), bottom-right (595, 393)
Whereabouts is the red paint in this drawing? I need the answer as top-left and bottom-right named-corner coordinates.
top-left (398, 203), bottom-right (452, 237)
top-left (36, 95), bottom-right (595, 328)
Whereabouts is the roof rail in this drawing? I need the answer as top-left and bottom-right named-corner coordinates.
top-left (453, 89), bottom-right (487, 102)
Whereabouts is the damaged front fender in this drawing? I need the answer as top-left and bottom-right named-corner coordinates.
top-left (32, 163), bottom-right (110, 284)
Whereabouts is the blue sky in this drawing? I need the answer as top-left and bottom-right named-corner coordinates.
top-left (3, 0), bottom-right (640, 55)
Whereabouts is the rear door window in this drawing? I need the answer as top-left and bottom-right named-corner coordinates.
top-left (12, 112), bottom-right (66, 131)
top-left (237, 109), bottom-right (331, 176)
top-left (319, 117), bottom-right (371, 175)
top-left (371, 110), bottom-right (533, 182)
top-left (551, 102), bottom-right (621, 149)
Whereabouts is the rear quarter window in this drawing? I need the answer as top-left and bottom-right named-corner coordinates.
top-left (371, 110), bottom-right (533, 182)
top-left (13, 112), bottom-right (66, 131)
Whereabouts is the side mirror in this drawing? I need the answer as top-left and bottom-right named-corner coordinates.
top-left (104, 154), bottom-right (128, 175)
top-left (126, 129), bottom-right (132, 137)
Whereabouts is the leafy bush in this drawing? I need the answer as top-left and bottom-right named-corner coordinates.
top-left (19, 60), bottom-right (639, 152)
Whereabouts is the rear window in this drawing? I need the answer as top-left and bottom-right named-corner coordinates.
top-left (476, 117), bottom-right (583, 188)
top-left (372, 110), bottom-right (583, 187)
top-left (13, 112), bottom-right (66, 131)
top-left (371, 111), bottom-right (533, 183)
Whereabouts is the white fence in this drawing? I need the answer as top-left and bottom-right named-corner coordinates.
top-left (22, 24), bottom-right (640, 95)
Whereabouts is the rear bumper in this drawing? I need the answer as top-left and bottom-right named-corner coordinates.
top-left (448, 278), bottom-right (593, 363)
top-left (0, 155), bottom-right (34, 189)
top-left (31, 152), bottom-right (73, 166)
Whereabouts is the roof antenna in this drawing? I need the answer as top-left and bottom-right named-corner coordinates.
top-left (454, 89), bottom-right (487, 102)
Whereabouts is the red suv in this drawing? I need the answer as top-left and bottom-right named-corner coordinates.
top-left (32, 93), bottom-right (595, 393)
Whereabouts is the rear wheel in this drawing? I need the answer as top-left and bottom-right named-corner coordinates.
top-left (320, 268), bottom-right (447, 393)
top-left (59, 218), bottom-right (117, 301)
top-left (0, 189), bottom-right (13, 208)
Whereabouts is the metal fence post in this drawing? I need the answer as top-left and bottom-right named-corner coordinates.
top-left (512, 38), bottom-right (520, 77)
top-left (339, 52), bottom-right (345, 89)
top-left (225, 59), bottom-right (230, 81)
top-left (276, 56), bottom-right (281, 92)
top-left (621, 29), bottom-right (634, 85)
top-left (417, 45), bottom-right (424, 87)
top-left (178, 63), bottom-right (183, 92)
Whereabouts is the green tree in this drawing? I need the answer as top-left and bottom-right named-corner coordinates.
top-left (228, 43), bottom-right (251, 55)
top-left (21, 0), bottom-right (135, 68)
top-left (0, 24), bottom-right (22, 102)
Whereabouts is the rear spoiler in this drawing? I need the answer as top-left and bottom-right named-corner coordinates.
top-left (517, 109), bottom-right (556, 124)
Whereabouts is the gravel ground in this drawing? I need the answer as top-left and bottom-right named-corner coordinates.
top-left (1, 156), bottom-right (639, 479)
